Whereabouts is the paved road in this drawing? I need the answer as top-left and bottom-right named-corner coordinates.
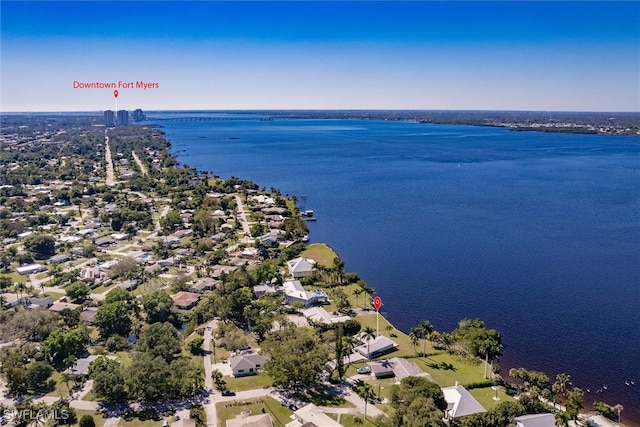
top-left (105, 131), bottom-right (115, 187)
top-left (202, 320), bottom-right (218, 426)
top-left (234, 195), bottom-right (251, 238)
top-left (132, 151), bottom-right (148, 176)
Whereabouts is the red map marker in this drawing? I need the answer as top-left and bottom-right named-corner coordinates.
top-left (373, 296), bottom-right (382, 311)
top-left (114, 90), bottom-right (119, 98)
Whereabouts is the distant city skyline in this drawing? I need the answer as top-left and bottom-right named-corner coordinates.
top-left (1, 1), bottom-right (639, 112)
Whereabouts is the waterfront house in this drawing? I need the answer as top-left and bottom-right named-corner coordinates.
top-left (355, 334), bottom-right (398, 359)
top-left (286, 257), bottom-right (316, 278)
top-left (282, 280), bottom-right (327, 307)
top-left (229, 349), bottom-right (267, 377)
top-left (514, 413), bottom-right (556, 427)
top-left (368, 357), bottom-right (431, 381)
top-left (302, 307), bottom-right (350, 325)
top-left (441, 383), bottom-right (486, 420)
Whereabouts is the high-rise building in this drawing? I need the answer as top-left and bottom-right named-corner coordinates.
top-left (133, 109), bottom-right (145, 122)
top-left (104, 110), bottom-right (115, 127)
top-left (117, 110), bottom-right (129, 125)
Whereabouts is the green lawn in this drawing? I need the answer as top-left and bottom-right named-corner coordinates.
top-left (339, 414), bottom-right (380, 427)
top-left (300, 243), bottom-right (338, 267)
top-left (45, 371), bottom-right (77, 398)
top-left (73, 410), bottom-right (106, 427)
top-left (469, 385), bottom-right (514, 410)
top-left (216, 397), bottom-right (293, 427)
top-left (35, 272), bottom-right (49, 280)
top-left (1, 272), bottom-right (28, 283)
top-left (120, 409), bottom-right (164, 427)
top-left (224, 373), bottom-right (273, 391)
top-left (412, 353), bottom-right (485, 387)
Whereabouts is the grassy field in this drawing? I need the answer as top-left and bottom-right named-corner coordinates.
top-left (469, 385), bottom-right (514, 410)
top-left (0, 272), bottom-right (28, 283)
top-left (45, 371), bottom-right (75, 398)
top-left (224, 373), bottom-right (273, 391)
top-left (73, 410), bottom-right (107, 427)
top-left (216, 397), bottom-right (293, 427)
top-left (339, 414), bottom-right (380, 427)
top-left (300, 243), bottom-right (338, 267)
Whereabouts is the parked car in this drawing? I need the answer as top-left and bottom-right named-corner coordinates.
top-left (357, 367), bottom-right (371, 375)
top-left (221, 389), bottom-right (235, 396)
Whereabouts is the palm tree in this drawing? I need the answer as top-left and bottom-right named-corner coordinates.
top-left (353, 287), bottom-right (363, 307)
top-left (15, 282), bottom-right (26, 304)
top-left (362, 327), bottom-right (376, 360)
top-left (420, 320), bottom-right (434, 356)
top-left (553, 373), bottom-right (572, 400)
top-left (478, 336), bottom-right (502, 379)
top-left (554, 411), bottom-right (569, 427)
top-left (354, 380), bottom-right (375, 419)
top-left (613, 404), bottom-right (623, 424)
top-left (409, 327), bottom-right (421, 357)
top-left (343, 336), bottom-right (357, 366)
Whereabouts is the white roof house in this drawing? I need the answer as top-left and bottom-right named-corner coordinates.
top-left (286, 257), bottom-right (316, 278)
top-left (302, 307), bottom-right (350, 325)
top-left (355, 335), bottom-right (398, 359)
top-left (226, 413), bottom-right (272, 427)
top-left (515, 413), bottom-right (556, 427)
top-left (287, 404), bottom-right (342, 427)
top-left (229, 349), bottom-right (267, 377)
top-left (282, 281), bottom-right (326, 307)
top-left (441, 384), bottom-right (486, 420)
top-left (16, 264), bottom-right (46, 275)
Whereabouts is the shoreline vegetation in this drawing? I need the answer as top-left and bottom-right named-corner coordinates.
top-left (0, 113), bottom-right (632, 426)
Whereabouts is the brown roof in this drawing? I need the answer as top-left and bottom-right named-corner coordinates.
top-left (171, 291), bottom-right (200, 309)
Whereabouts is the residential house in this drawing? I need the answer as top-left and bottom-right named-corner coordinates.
top-left (1, 293), bottom-right (26, 308)
top-left (79, 307), bottom-right (98, 324)
top-left (302, 307), bottom-right (350, 325)
top-left (259, 229), bottom-right (286, 247)
top-left (441, 383), bottom-right (486, 420)
top-left (212, 265), bottom-right (238, 279)
top-left (229, 349), bottom-right (267, 377)
top-left (514, 413), bottom-right (556, 427)
top-left (27, 296), bottom-right (54, 309)
top-left (252, 283), bottom-right (276, 298)
top-left (355, 334), bottom-right (398, 359)
top-left (190, 278), bottom-right (217, 294)
top-left (64, 355), bottom-right (117, 376)
top-left (172, 420), bottom-right (196, 427)
top-left (79, 267), bottom-right (102, 282)
top-left (49, 301), bottom-right (81, 312)
top-left (369, 357), bottom-right (431, 381)
top-left (287, 404), bottom-right (342, 427)
top-left (171, 291), bottom-right (200, 309)
top-left (16, 264), bottom-right (46, 275)
top-left (49, 254), bottom-right (71, 264)
top-left (95, 236), bottom-right (115, 247)
top-left (226, 413), bottom-right (272, 427)
top-left (286, 257), bottom-right (316, 279)
top-left (118, 280), bottom-right (138, 291)
top-left (282, 281), bottom-right (327, 307)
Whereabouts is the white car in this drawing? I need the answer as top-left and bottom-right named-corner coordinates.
top-left (357, 367), bottom-right (371, 375)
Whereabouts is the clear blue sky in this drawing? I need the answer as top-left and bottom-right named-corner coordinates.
top-left (1, 1), bottom-right (639, 112)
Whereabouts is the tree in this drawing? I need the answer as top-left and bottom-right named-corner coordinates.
top-left (88, 356), bottom-right (128, 402)
top-left (409, 327), bottom-right (421, 357)
top-left (65, 281), bottom-right (90, 302)
top-left (79, 415), bottom-right (95, 427)
top-left (388, 376), bottom-right (447, 426)
top-left (552, 373), bottom-right (572, 401)
top-left (190, 404), bottom-right (206, 427)
top-left (142, 290), bottom-right (178, 325)
top-left (362, 326), bottom-right (376, 360)
top-left (136, 322), bottom-right (182, 363)
top-left (104, 287), bottom-right (133, 304)
top-left (43, 327), bottom-right (89, 366)
top-left (94, 301), bottom-right (132, 338)
top-left (262, 325), bottom-right (329, 388)
top-left (565, 388), bottom-right (584, 421)
top-left (613, 404), bottom-right (623, 424)
top-left (211, 369), bottom-right (226, 391)
top-left (420, 320), bottom-right (434, 355)
top-left (160, 209), bottom-right (182, 234)
top-left (126, 352), bottom-right (170, 402)
top-left (23, 235), bottom-right (56, 259)
top-left (109, 256), bottom-right (138, 279)
top-left (188, 336), bottom-right (204, 355)
top-left (354, 380), bottom-right (375, 419)
top-left (477, 334), bottom-right (502, 379)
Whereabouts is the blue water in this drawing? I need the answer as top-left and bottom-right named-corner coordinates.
top-left (150, 114), bottom-right (640, 421)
